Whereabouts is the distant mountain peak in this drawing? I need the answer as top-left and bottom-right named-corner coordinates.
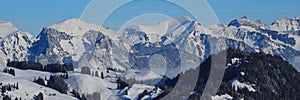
top-left (270, 17), bottom-right (300, 32)
top-left (47, 18), bottom-right (96, 35)
top-left (124, 16), bottom-right (196, 33)
top-left (236, 16), bottom-right (251, 22)
top-left (0, 21), bottom-right (18, 37)
top-left (228, 16), bottom-right (268, 29)
top-left (55, 18), bottom-right (81, 24)
top-left (241, 16), bottom-right (248, 19)
top-left (47, 18), bottom-right (114, 37)
top-left (172, 16), bottom-right (193, 22)
top-left (228, 17), bottom-right (250, 27)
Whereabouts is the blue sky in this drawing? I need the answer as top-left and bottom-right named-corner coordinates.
top-left (0, 0), bottom-right (300, 36)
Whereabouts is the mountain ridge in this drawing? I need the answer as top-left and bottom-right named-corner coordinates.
top-left (1, 16), bottom-right (300, 72)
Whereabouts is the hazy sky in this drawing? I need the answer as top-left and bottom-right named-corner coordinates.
top-left (0, 0), bottom-right (299, 36)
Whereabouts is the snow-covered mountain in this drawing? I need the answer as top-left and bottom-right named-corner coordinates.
top-left (121, 16), bottom-right (300, 72)
top-left (0, 22), bottom-right (35, 66)
top-left (271, 17), bottom-right (300, 32)
top-left (1, 16), bottom-right (300, 73)
top-left (29, 18), bottom-right (128, 71)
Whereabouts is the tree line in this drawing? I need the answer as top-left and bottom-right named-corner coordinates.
top-left (1, 82), bottom-right (19, 94)
top-left (3, 68), bottom-right (15, 76)
top-left (34, 74), bottom-right (69, 94)
top-left (7, 61), bottom-right (74, 73)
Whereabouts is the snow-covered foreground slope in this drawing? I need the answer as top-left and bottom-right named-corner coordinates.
top-left (0, 66), bottom-right (163, 100)
top-left (66, 72), bottom-right (117, 100)
top-left (0, 67), bottom-right (76, 100)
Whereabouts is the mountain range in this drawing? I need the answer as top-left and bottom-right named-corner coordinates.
top-left (1, 16), bottom-right (300, 72)
top-left (1, 16), bottom-right (300, 99)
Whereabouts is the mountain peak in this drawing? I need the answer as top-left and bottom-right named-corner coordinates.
top-left (47, 18), bottom-right (114, 36)
top-left (173, 16), bottom-right (193, 22)
top-left (125, 16), bottom-right (195, 34)
top-left (238, 16), bottom-right (251, 21)
top-left (0, 21), bottom-right (18, 37)
top-left (47, 18), bottom-right (91, 34)
top-left (271, 17), bottom-right (300, 24)
top-left (52, 18), bottom-right (82, 27)
top-left (168, 16), bottom-right (195, 25)
top-left (241, 16), bottom-right (248, 19)
top-left (228, 16), bottom-right (251, 27)
top-left (228, 16), bottom-right (267, 29)
top-left (270, 17), bottom-right (300, 32)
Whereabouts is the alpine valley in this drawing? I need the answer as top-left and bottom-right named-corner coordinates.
top-left (0, 16), bottom-right (299, 100)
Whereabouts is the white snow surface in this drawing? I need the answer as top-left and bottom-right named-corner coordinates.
top-left (125, 84), bottom-right (155, 100)
top-left (123, 70), bottom-right (162, 80)
top-left (231, 58), bottom-right (241, 65)
top-left (241, 72), bottom-right (245, 76)
top-left (0, 67), bottom-right (75, 100)
top-left (66, 72), bottom-right (117, 100)
top-left (231, 79), bottom-right (256, 92)
top-left (211, 94), bottom-right (233, 100)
